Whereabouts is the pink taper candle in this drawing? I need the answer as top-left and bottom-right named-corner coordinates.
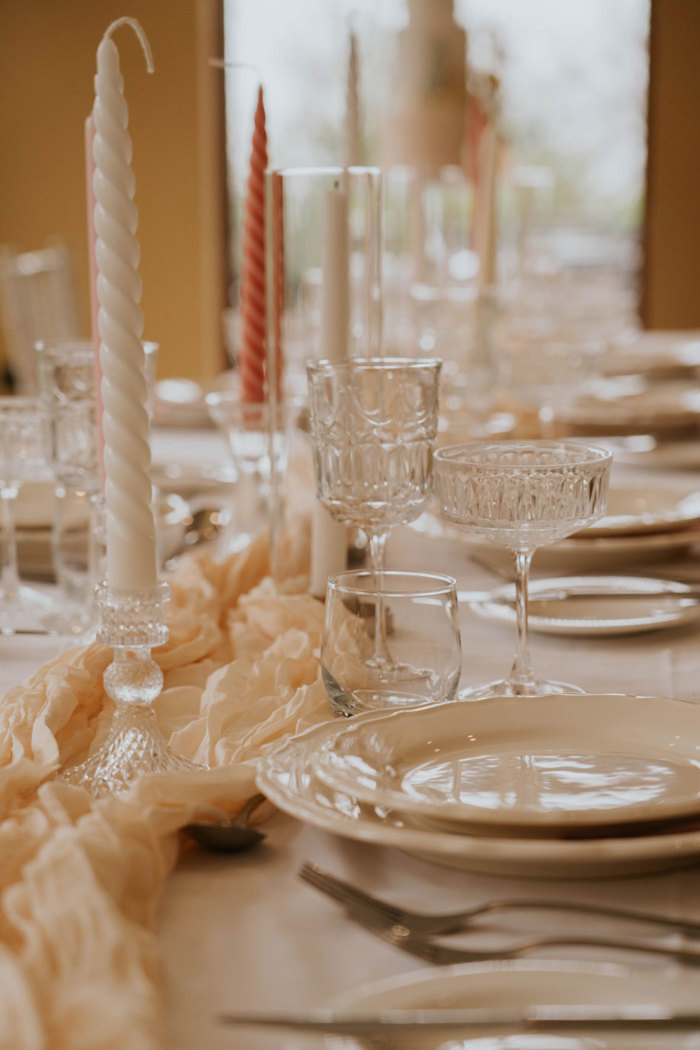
top-left (270, 169), bottom-right (284, 401)
top-left (239, 86), bottom-right (268, 404)
top-left (93, 17), bottom-right (157, 590)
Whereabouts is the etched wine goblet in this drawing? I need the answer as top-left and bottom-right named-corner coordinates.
top-left (306, 357), bottom-right (441, 573)
top-left (435, 440), bottom-right (611, 698)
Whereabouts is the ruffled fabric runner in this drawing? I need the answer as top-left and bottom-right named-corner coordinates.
top-left (0, 530), bottom-right (333, 1050)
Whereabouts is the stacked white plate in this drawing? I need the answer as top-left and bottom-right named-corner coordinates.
top-left (328, 959), bottom-right (700, 1049)
top-left (257, 693), bottom-right (700, 879)
top-left (558, 376), bottom-right (700, 437)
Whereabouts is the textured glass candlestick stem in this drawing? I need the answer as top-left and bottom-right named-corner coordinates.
top-left (63, 582), bottom-right (204, 796)
top-left (510, 550), bottom-right (535, 693)
top-left (0, 487), bottom-right (20, 600)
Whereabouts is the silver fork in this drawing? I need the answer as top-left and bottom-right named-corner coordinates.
top-left (343, 901), bottom-right (700, 968)
top-left (299, 862), bottom-right (700, 938)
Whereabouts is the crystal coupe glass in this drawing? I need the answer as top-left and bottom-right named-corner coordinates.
top-left (435, 440), bottom-right (611, 698)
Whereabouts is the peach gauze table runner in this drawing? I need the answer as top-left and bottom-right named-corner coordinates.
top-left (0, 532), bottom-right (332, 1050)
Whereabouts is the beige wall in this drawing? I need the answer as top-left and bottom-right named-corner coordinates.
top-left (643, 0), bottom-right (700, 328)
top-left (0, 0), bottom-right (227, 380)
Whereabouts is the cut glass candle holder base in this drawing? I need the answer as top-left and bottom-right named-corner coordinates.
top-left (61, 581), bottom-right (206, 797)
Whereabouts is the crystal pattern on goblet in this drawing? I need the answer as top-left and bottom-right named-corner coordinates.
top-left (307, 358), bottom-right (441, 552)
top-left (62, 582), bottom-right (204, 796)
top-left (437, 443), bottom-right (610, 550)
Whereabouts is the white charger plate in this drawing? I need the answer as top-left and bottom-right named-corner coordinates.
top-left (310, 695), bottom-right (700, 831)
top-left (469, 575), bottom-right (700, 637)
top-left (256, 706), bottom-right (700, 879)
top-left (607, 436), bottom-right (700, 472)
top-left (558, 377), bottom-right (700, 432)
top-left (411, 510), bottom-right (700, 575)
top-left (578, 484), bottom-right (700, 537)
top-left (605, 331), bottom-right (700, 379)
top-left (329, 960), bottom-right (700, 1049)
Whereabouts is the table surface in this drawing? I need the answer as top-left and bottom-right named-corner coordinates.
top-left (4, 428), bottom-right (700, 1050)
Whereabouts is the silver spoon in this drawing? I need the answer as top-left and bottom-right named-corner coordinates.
top-left (184, 793), bottom-right (267, 852)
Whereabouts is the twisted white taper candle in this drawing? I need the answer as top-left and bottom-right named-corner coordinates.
top-left (92, 18), bottom-right (157, 590)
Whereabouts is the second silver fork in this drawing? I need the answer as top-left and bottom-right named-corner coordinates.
top-left (299, 861), bottom-right (700, 938)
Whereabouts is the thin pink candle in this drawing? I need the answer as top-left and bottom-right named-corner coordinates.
top-left (239, 86), bottom-right (268, 404)
top-left (270, 169), bottom-right (284, 401)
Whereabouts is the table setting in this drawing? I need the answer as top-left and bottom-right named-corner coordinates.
top-left (3, 9), bottom-right (700, 1050)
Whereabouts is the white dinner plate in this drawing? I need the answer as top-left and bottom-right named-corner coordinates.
top-left (469, 575), bottom-right (700, 637)
top-left (410, 511), bottom-right (700, 575)
top-left (578, 484), bottom-right (700, 537)
top-left (605, 331), bottom-right (700, 379)
top-left (256, 708), bottom-right (700, 878)
top-left (311, 694), bottom-right (700, 831)
top-left (607, 436), bottom-right (700, 472)
top-left (330, 960), bottom-right (700, 1049)
top-left (558, 377), bottom-right (700, 433)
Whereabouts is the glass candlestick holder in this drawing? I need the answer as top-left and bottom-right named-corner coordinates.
top-left (62, 581), bottom-right (204, 796)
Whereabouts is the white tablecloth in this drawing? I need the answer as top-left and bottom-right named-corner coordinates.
top-left (4, 430), bottom-right (700, 1049)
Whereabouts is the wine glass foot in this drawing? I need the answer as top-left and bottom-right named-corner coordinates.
top-left (457, 678), bottom-right (586, 700)
top-left (61, 705), bottom-right (206, 798)
top-left (0, 584), bottom-right (63, 635)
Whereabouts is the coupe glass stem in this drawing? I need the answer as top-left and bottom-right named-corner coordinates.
top-left (509, 549), bottom-right (536, 694)
top-left (0, 485), bottom-right (21, 599)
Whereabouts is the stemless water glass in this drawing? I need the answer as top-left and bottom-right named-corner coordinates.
top-left (204, 392), bottom-right (289, 557)
top-left (322, 570), bottom-right (461, 716)
top-left (35, 341), bottom-right (102, 634)
top-left (306, 357), bottom-right (442, 571)
top-left (0, 396), bottom-right (58, 634)
top-left (435, 440), bottom-right (611, 698)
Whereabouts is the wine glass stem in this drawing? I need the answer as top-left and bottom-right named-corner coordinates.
top-left (0, 485), bottom-right (21, 599)
top-left (509, 549), bottom-right (536, 694)
top-left (365, 528), bottom-right (389, 573)
top-left (364, 527), bottom-right (392, 668)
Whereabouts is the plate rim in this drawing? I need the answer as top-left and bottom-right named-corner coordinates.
top-left (309, 693), bottom-right (700, 830)
top-left (329, 957), bottom-right (700, 1016)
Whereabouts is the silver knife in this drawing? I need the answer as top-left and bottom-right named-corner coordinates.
top-left (219, 1005), bottom-right (700, 1035)
top-left (458, 584), bottom-right (700, 604)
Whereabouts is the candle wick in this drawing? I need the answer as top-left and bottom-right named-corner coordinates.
top-left (104, 16), bottom-right (155, 74)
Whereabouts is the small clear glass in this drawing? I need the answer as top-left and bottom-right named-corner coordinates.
top-left (435, 440), bottom-right (611, 699)
top-left (204, 392), bottom-right (290, 558)
top-left (322, 570), bottom-right (461, 716)
top-left (306, 357), bottom-right (442, 572)
top-left (0, 396), bottom-right (59, 634)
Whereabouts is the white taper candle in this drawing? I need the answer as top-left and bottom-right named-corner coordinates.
top-left (93, 18), bottom-right (157, 590)
top-left (310, 178), bottom-right (350, 598)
